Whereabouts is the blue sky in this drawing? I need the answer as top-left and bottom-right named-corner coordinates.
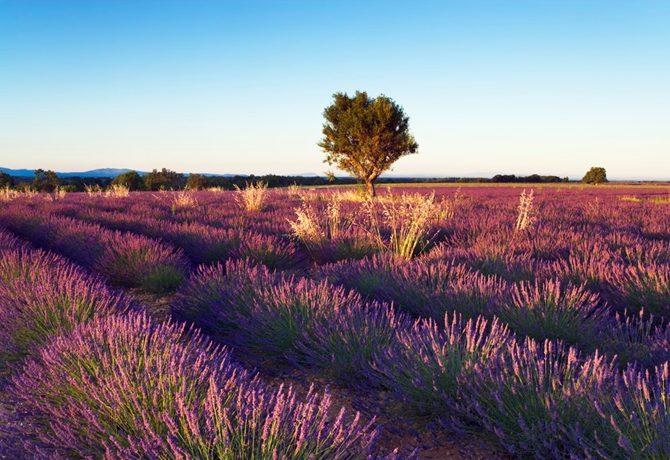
top-left (1, 1), bottom-right (668, 179)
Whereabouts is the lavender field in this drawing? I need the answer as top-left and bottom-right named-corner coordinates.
top-left (1, 184), bottom-right (670, 459)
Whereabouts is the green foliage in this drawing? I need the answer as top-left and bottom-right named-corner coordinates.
top-left (582, 166), bottom-right (608, 185)
top-left (32, 169), bottom-right (60, 192)
top-left (111, 170), bottom-right (145, 191)
top-left (318, 91), bottom-right (418, 197)
top-left (142, 266), bottom-right (186, 294)
top-left (144, 168), bottom-right (185, 191)
top-left (0, 171), bottom-right (13, 188)
top-left (492, 174), bottom-right (565, 183)
top-left (186, 173), bottom-right (208, 190)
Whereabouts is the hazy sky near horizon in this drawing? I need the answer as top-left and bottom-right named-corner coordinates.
top-left (1, 1), bottom-right (668, 179)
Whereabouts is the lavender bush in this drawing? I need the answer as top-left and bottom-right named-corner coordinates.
top-left (0, 228), bottom-right (24, 250)
top-left (317, 254), bottom-right (508, 322)
top-left (0, 248), bottom-right (134, 372)
top-left (172, 259), bottom-right (284, 335)
top-left (0, 209), bottom-right (189, 292)
top-left (5, 313), bottom-right (404, 459)
top-left (370, 313), bottom-right (514, 417)
top-left (581, 362), bottom-right (670, 459)
top-left (453, 339), bottom-right (618, 459)
top-left (494, 279), bottom-right (607, 349)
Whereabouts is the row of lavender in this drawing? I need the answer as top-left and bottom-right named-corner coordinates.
top-left (2, 186), bottom-right (670, 457)
top-left (173, 256), bottom-right (670, 459)
top-left (4, 188), bottom-right (670, 345)
top-left (0, 192), bottom-right (306, 271)
top-left (0, 229), bottom-right (406, 459)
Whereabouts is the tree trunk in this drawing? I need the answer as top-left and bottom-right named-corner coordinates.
top-left (364, 178), bottom-right (376, 198)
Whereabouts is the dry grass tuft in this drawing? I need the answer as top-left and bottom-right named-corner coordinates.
top-left (234, 181), bottom-right (268, 211)
top-left (515, 189), bottom-right (536, 231)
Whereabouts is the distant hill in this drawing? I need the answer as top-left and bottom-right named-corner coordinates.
top-left (0, 168), bottom-right (320, 179)
top-left (0, 167), bottom-right (143, 178)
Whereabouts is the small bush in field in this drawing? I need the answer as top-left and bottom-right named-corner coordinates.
top-left (0, 247), bottom-right (67, 282)
top-left (602, 309), bottom-right (670, 368)
top-left (171, 190), bottom-right (198, 209)
top-left (234, 180), bottom-right (268, 211)
top-left (454, 339), bottom-right (617, 459)
top-left (0, 186), bottom-right (22, 202)
top-left (613, 262), bottom-right (670, 320)
top-left (0, 248), bottom-right (134, 372)
top-left (370, 314), bottom-right (514, 416)
top-left (0, 230), bottom-right (25, 251)
top-left (84, 184), bottom-right (103, 196)
top-left (95, 233), bottom-right (190, 293)
top-left (494, 279), bottom-right (607, 349)
top-left (224, 277), bottom-right (357, 361)
top-left (297, 301), bottom-right (410, 387)
top-left (5, 313), bottom-right (398, 459)
top-left (316, 254), bottom-right (507, 322)
top-left (171, 259), bottom-right (283, 334)
top-left (582, 362), bottom-right (670, 458)
top-left (436, 187), bottom-right (464, 220)
top-left (234, 232), bottom-right (307, 271)
top-left (227, 275), bottom-right (404, 382)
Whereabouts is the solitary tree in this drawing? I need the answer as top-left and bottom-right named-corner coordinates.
top-left (582, 167), bottom-right (608, 185)
top-left (318, 91), bottom-right (418, 197)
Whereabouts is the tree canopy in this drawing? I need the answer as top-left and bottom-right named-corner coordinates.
top-left (32, 169), bottom-right (60, 192)
top-left (318, 91), bottom-right (418, 197)
top-left (0, 171), bottom-right (13, 189)
top-left (112, 171), bottom-right (145, 191)
top-left (186, 173), bottom-right (208, 190)
top-left (582, 167), bottom-right (608, 185)
top-left (144, 168), bottom-right (185, 191)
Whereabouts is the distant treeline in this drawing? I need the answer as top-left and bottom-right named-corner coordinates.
top-left (490, 174), bottom-right (568, 183)
top-left (0, 168), bottom-right (569, 193)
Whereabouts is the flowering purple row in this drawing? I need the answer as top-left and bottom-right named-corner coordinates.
top-left (0, 228), bottom-right (27, 251)
top-left (315, 253), bottom-right (670, 369)
top-left (80, 210), bottom-right (306, 270)
top-left (0, 237), bottom-right (408, 458)
top-left (3, 312), bottom-right (409, 459)
top-left (0, 242), bottom-right (136, 385)
top-left (174, 256), bottom-right (670, 458)
top-left (0, 207), bottom-right (190, 293)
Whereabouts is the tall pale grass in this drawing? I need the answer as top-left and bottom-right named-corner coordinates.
top-left (363, 190), bottom-right (437, 259)
top-left (84, 184), bottom-right (103, 197)
top-left (515, 189), bottom-right (536, 231)
top-left (172, 190), bottom-right (198, 208)
top-left (0, 186), bottom-right (21, 202)
top-left (234, 181), bottom-right (268, 211)
top-left (288, 193), bottom-right (351, 259)
top-left (437, 187), bottom-right (463, 220)
top-left (104, 184), bottom-right (130, 198)
top-left (287, 182), bottom-right (302, 200)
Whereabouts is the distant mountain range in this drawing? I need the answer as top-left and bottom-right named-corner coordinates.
top-left (0, 167), bottom-right (140, 178)
top-left (0, 167), bottom-right (245, 178)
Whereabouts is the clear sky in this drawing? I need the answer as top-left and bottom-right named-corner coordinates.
top-left (1, 1), bottom-right (668, 179)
